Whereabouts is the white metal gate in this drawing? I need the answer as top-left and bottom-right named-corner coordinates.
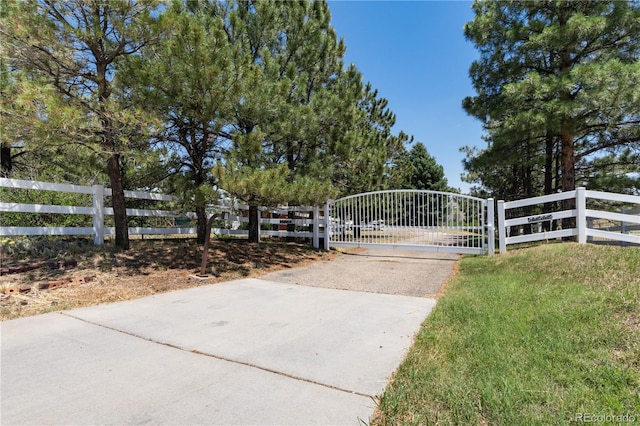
top-left (328, 190), bottom-right (494, 254)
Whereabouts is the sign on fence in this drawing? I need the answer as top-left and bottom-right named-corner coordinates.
top-left (5, 178), bottom-right (636, 254)
top-left (497, 187), bottom-right (640, 253)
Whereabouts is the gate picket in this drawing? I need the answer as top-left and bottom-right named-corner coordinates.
top-left (328, 190), bottom-right (494, 255)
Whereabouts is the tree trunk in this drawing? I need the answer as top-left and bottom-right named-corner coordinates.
top-left (561, 128), bottom-right (576, 232)
top-left (97, 53), bottom-right (129, 250)
top-left (286, 144), bottom-right (296, 241)
top-left (196, 204), bottom-right (207, 245)
top-left (193, 169), bottom-right (208, 245)
top-left (248, 204), bottom-right (260, 243)
top-left (558, 37), bottom-right (576, 233)
top-left (1, 145), bottom-right (12, 178)
top-left (286, 209), bottom-right (296, 242)
top-left (523, 163), bottom-right (533, 234)
top-left (107, 152), bottom-right (130, 250)
top-left (544, 134), bottom-right (554, 195)
top-left (560, 129), bottom-right (576, 193)
top-left (543, 134), bottom-right (555, 231)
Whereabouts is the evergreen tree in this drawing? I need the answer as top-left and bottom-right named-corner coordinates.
top-left (122, 1), bottom-right (243, 243)
top-left (333, 82), bottom-right (412, 195)
top-left (0, 65), bottom-right (101, 181)
top-left (1, 0), bottom-right (161, 250)
top-left (403, 142), bottom-right (451, 192)
top-left (464, 0), bottom-right (640, 199)
top-left (209, 0), bottom-right (361, 241)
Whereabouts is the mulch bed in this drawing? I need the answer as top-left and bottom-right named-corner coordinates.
top-left (0, 238), bottom-right (336, 321)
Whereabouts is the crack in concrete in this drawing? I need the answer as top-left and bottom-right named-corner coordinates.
top-left (60, 311), bottom-right (374, 400)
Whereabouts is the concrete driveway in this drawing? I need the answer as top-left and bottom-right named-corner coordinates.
top-left (1, 249), bottom-right (457, 425)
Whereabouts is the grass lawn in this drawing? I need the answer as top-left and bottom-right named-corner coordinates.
top-left (372, 243), bottom-right (640, 425)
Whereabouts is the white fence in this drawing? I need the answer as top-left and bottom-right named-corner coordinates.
top-left (0, 178), bottom-right (328, 248)
top-left (214, 203), bottom-right (328, 250)
top-left (6, 179), bottom-right (636, 255)
top-left (497, 187), bottom-right (640, 253)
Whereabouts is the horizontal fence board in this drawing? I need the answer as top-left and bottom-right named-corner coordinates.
top-left (261, 230), bottom-right (314, 238)
top-left (128, 227), bottom-right (197, 235)
top-left (0, 179), bottom-right (324, 247)
top-left (503, 191), bottom-right (575, 209)
top-left (124, 208), bottom-right (182, 218)
top-left (591, 225), bottom-right (640, 233)
top-left (210, 229), bottom-right (322, 238)
top-left (101, 207), bottom-right (183, 218)
top-left (0, 227), bottom-right (94, 236)
top-left (235, 217), bottom-right (313, 226)
top-left (103, 228), bottom-right (324, 238)
top-left (269, 206), bottom-right (316, 213)
top-left (587, 229), bottom-right (640, 244)
top-left (586, 209), bottom-right (640, 224)
top-left (213, 202), bottom-right (239, 210)
top-left (0, 178), bottom-right (95, 194)
top-left (256, 218), bottom-right (313, 226)
top-left (212, 229), bottom-right (249, 236)
top-left (505, 228), bottom-right (576, 245)
top-left (103, 227), bottom-right (197, 235)
top-left (504, 209), bottom-right (575, 227)
top-left (124, 190), bottom-right (176, 202)
top-left (585, 190), bottom-right (640, 204)
top-left (122, 189), bottom-right (177, 202)
top-left (0, 202), bottom-right (94, 215)
top-left (229, 203), bottom-right (315, 212)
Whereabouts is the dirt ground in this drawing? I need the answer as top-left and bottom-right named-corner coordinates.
top-left (260, 249), bottom-right (459, 297)
top-left (0, 238), bottom-right (336, 321)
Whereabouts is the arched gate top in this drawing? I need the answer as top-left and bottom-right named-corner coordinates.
top-left (332, 189), bottom-right (487, 204)
top-left (328, 189), bottom-right (494, 255)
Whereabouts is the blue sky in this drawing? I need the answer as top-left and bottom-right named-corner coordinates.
top-left (327, 1), bottom-right (483, 194)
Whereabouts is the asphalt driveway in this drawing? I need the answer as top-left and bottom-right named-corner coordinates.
top-left (1, 249), bottom-right (457, 425)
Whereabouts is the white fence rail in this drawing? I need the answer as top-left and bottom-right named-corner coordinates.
top-left (0, 178), bottom-right (327, 248)
top-left (497, 187), bottom-right (640, 253)
top-left (10, 179), bottom-right (635, 255)
top-left (212, 203), bottom-right (327, 249)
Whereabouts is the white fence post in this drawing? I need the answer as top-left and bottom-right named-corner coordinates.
top-left (312, 206), bottom-right (320, 249)
top-left (497, 200), bottom-right (506, 254)
top-left (92, 184), bottom-right (104, 245)
top-left (576, 187), bottom-right (587, 244)
top-left (323, 202), bottom-right (330, 251)
top-left (487, 198), bottom-right (495, 255)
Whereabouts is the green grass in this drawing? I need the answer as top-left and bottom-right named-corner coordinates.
top-left (373, 243), bottom-right (640, 425)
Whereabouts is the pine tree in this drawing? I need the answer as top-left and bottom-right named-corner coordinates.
top-left (1, 0), bottom-right (162, 250)
top-left (122, 1), bottom-right (244, 244)
top-left (209, 0), bottom-right (358, 241)
top-left (333, 82), bottom-right (412, 195)
top-left (464, 0), bottom-right (640, 199)
top-left (404, 143), bottom-right (451, 192)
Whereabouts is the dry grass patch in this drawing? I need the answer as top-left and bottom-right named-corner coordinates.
top-left (1, 237), bottom-right (336, 321)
